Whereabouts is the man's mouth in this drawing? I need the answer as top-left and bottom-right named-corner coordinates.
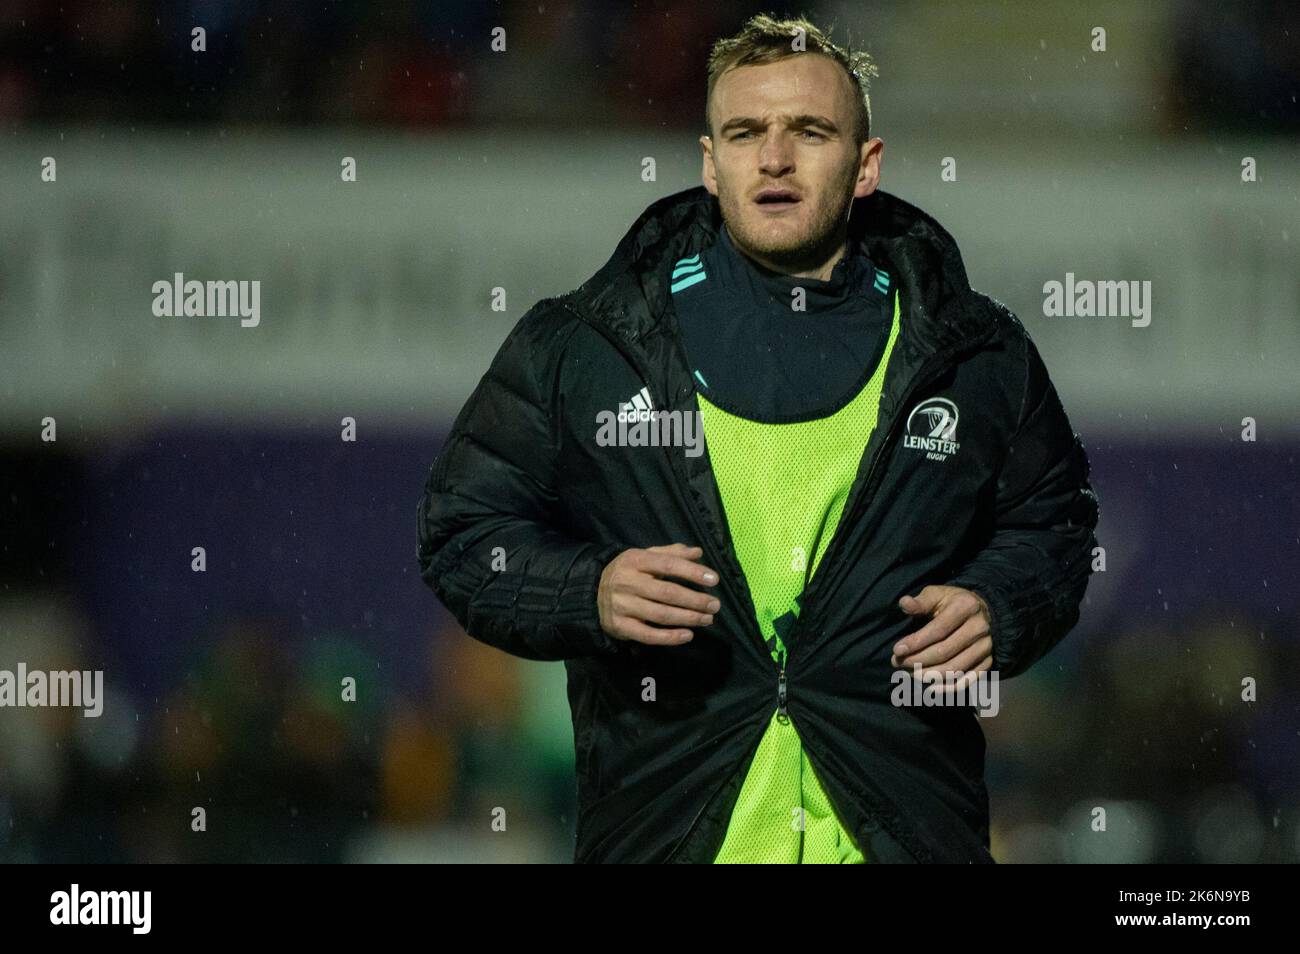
top-left (754, 189), bottom-right (802, 212)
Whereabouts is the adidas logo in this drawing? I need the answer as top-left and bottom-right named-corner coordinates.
top-left (872, 268), bottom-right (890, 296)
top-left (616, 385), bottom-right (655, 423)
top-left (596, 384), bottom-right (704, 457)
top-left (670, 254), bottom-right (707, 293)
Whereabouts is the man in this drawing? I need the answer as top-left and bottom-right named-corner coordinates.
top-left (417, 13), bottom-right (1100, 863)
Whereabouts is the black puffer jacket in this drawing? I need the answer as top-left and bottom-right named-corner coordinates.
top-left (417, 185), bottom-right (1100, 863)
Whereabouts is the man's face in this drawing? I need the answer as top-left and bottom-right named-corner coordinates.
top-left (702, 54), bottom-right (882, 271)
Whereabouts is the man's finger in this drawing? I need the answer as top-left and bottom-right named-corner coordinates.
top-left (639, 577), bottom-right (721, 613)
top-left (894, 613), bottom-right (989, 669)
top-left (909, 633), bottom-right (993, 677)
top-left (909, 652), bottom-right (994, 695)
top-left (613, 617), bottom-right (695, 646)
top-left (898, 586), bottom-right (943, 616)
top-left (892, 595), bottom-right (968, 657)
top-left (622, 594), bottom-right (715, 629)
top-left (646, 543), bottom-right (703, 557)
top-left (636, 551), bottom-right (719, 586)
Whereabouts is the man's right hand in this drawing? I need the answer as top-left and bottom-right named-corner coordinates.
top-left (597, 543), bottom-right (722, 645)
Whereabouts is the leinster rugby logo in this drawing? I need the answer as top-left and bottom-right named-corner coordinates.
top-left (903, 397), bottom-right (960, 462)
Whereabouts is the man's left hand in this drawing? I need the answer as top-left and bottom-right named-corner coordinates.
top-left (892, 585), bottom-right (994, 687)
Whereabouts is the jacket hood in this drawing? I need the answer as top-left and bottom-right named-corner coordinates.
top-left (570, 184), bottom-right (997, 361)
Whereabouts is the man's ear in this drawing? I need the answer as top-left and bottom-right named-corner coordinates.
top-left (853, 137), bottom-right (884, 200)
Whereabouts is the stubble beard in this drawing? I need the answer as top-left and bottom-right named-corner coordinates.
top-left (717, 160), bottom-right (859, 274)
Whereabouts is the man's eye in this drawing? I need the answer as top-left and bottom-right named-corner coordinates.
top-left (730, 129), bottom-right (823, 141)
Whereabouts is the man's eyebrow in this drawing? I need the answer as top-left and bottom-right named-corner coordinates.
top-left (718, 114), bottom-right (840, 134)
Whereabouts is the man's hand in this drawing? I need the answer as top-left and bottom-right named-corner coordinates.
top-left (892, 585), bottom-right (994, 690)
top-left (598, 543), bottom-right (721, 646)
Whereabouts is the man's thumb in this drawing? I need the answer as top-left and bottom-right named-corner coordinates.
top-left (898, 590), bottom-right (937, 614)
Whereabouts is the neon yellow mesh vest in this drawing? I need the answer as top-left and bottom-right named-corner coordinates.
top-left (703, 286), bottom-right (902, 864)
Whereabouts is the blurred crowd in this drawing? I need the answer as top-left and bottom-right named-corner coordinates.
top-left (2, 582), bottom-right (1296, 862)
top-left (0, 0), bottom-right (738, 128)
top-left (0, 589), bottom-right (583, 862)
top-left (0, 0), bottom-right (1297, 131)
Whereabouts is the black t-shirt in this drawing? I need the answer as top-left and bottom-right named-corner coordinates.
top-left (669, 222), bottom-right (892, 422)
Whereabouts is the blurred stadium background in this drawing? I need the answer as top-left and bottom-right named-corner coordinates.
top-left (1, 0), bottom-right (1298, 862)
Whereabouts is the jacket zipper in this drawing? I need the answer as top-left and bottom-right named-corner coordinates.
top-left (777, 324), bottom-right (997, 862)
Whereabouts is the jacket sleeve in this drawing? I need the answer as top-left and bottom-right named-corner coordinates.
top-left (946, 323), bottom-right (1100, 679)
top-left (416, 301), bottom-right (628, 661)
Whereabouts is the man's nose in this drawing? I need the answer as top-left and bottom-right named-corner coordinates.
top-left (757, 132), bottom-right (794, 174)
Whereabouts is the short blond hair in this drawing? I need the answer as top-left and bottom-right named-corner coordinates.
top-left (706, 13), bottom-right (879, 147)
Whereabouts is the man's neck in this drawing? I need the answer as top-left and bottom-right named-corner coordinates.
top-left (725, 224), bottom-right (851, 282)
